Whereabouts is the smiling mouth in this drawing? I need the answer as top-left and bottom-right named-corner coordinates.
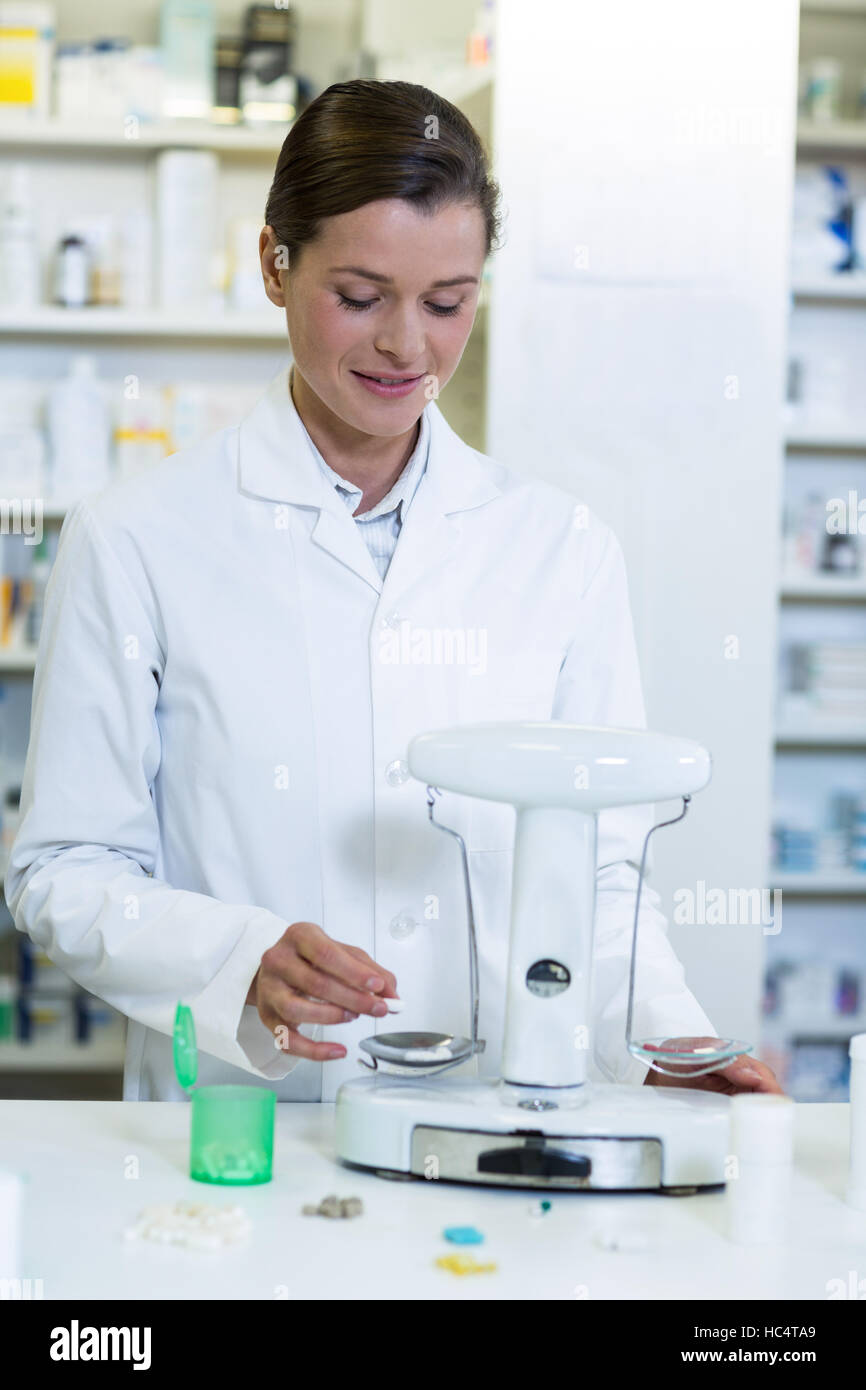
top-left (352, 372), bottom-right (423, 383)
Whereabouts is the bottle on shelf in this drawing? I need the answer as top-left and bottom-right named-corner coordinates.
top-left (160, 0), bottom-right (215, 121)
top-left (0, 165), bottom-right (40, 308)
top-left (53, 234), bottom-right (90, 308)
top-left (47, 355), bottom-right (112, 503)
top-left (0, 976), bottom-right (14, 1041)
top-left (1, 785), bottom-right (21, 870)
top-left (25, 540), bottom-right (50, 646)
top-left (848, 1033), bottom-right (866, 1211)
top-left (0, 2), bottom-right (54, 119)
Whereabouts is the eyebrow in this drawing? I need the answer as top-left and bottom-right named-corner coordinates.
top-left (328, 265), bottom-right (478, 288)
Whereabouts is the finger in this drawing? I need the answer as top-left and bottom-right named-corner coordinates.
top-left (290, 957), bottom-right (390, 1017)
top-left (258, 1004), bottom-right (348, 1062)
top-left (263, 981), bottom-right (359, 1029)
top-left (646, 1068), bottom-right (725, 1090)
top-left (288, 927), bottom-right (393, 1009)
top-left (265, 949), bottom-right (389, 1017)
top-left (275, 1029), bottom-right (348, 1063)
top-left (720, 1058), bottom-right (784, 1094)
top-left (342, 945), bottom-right (398, 996)
top-left (296, 925), bottom-right (392, 993)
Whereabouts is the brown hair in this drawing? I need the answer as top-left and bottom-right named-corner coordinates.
top-left (264, 79), bottom-right (501, 268)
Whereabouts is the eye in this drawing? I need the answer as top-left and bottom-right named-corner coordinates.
top-left (427, 302), bottom-right (462, 317)
top-left (337, 292), bottom-right (464, 317)
top-left (338, 294), bottom-right (377, 312)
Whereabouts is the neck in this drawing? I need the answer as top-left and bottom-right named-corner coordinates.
top-left (290, 367), bottom-right (420, 516)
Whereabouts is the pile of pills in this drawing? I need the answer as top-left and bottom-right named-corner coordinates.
top-left (123, 1200), bottom-right (251, 1251)
top-left (435, 1253), bottom-right (497, 1276)
top-left (593, 1228), bottom-right (650, 1253)
top-left (529, 1200), bottom-right (552, 1218)
top-left (193, 1144), bottom-right (265, 1182)
top-left (302, 1194), bottom-right (364, 1219)
top-left (443, 1226), bottom-right (484, 1245)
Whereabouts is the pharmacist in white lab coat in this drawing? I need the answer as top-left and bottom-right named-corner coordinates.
top-left (5, 80), bottom-right (781, 1102)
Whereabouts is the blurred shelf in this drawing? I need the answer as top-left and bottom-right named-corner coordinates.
top-left (0, 645), bottom-right (37, 672)
top-left (797, 119), bottom-right (866, 150)
top-left (0, 1032), bottom-right (125, 1071)
top-left (435, 65), bottom-right (493, 105)
top-left (0, 613), bottom-right (38, 671)
top-left (801, 0), bottom-right (866, 9)
top-left (792, 275), bottom-right (866, 300)
top-left (34, 505), bottom-right (66, 523)
top-left (769, 870), bottom-right (866, 893)
top-left (775, 725), bottom-right (866, 745)
top-left (763, 1016), bottom-right (866, 1041)
top-left (780, 572), bottom-right (866, 599)
top-left (0, 308), bottom-right (287, 340)
top-left (778, 722), bottom-right (866, 745)
top-left (785, 426), bottom-right (866, 450)
top-left (0, 117), bottom-right (286, 155)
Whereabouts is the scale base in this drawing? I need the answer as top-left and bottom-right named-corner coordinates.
top-left (335, 1075), bottom-right (731, 1191)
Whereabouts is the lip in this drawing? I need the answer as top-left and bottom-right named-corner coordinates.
top-left (351, 370), bottom-right (425, 400)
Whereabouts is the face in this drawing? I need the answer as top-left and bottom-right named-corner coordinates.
top-left (260, 198), bottom-right (486, 438)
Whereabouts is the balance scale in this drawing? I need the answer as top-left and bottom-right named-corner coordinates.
top-left (335, 723), bottom-right (748, 1193)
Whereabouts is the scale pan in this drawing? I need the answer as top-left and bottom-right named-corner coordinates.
top-left (629, 1035), bottom-right (752, 1078)
top-left (359, 1031), bottom-right (476, 1073)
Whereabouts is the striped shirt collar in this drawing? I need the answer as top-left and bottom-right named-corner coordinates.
top-left (288, 365), bottom-right (430, 523)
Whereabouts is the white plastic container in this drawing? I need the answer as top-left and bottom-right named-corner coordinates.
top-left (228, 217), bottom-right (265, 312)
top-left (124, 46), bottom-right (164, 123)
top-left (726, 1093), bottom-right (795, 1245)
top-left (0, 378), bottom-right (45, 495)
top-left (853, 197), bottom-right (866, 277)
top-left (120, 211), bottom-right (154, 308)
top-left (0, 1169), bottom-right (22, 1285)
top-left (156, 150), bottom-right (218, 310)
top-left (847, 1033), bottom-right (866, 1211)
top-left (806, 58), bottom-right (841, 124)
top-left (0, 164), bottom-right (39, 308)
top-left (115, 385), bottom-right (169, 480)
top-left (160, 0), bottom-right (214, 121)
top-left (47, 355), bottom-right (112, 503)
top-left (54, 43), bottom-right (92, 120)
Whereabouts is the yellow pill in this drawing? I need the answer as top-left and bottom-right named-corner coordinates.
top-left (435, 1254), bottom-right (497, 1276)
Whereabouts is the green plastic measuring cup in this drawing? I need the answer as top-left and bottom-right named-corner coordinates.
top-left (174, 1003), bottom-right (275, 1185)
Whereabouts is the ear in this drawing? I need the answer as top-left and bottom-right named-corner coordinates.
top-left (260, 225), bottom-right (288, 308)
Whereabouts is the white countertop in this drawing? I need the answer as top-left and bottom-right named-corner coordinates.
top-left (0, 1100), bottom-right (863, 1300)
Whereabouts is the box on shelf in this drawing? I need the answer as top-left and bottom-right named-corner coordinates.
top-left (0, 2), bottom-right (54, 119)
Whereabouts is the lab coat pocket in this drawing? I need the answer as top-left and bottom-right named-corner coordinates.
top-left (461, 642), bottom-right (565, 724)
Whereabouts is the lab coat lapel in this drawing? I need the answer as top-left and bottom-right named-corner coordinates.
top-left (377, 399), bottom-right (501, 611)
top-left (236, 369), bottom-right (381, 592)
top-left (236, 370), bottom-right (503, 604)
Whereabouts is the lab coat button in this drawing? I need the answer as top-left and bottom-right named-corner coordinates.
top-left (385, 759), bottom-right (410, 786)
top-left (389, 912), bottom-right (418, 940)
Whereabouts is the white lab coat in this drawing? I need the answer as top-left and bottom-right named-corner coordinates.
top-left (5, 367), bottom-right (715, 1101)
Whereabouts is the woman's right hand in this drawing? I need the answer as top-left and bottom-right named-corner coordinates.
top-left (245, 921), bottom-right (398, 1061)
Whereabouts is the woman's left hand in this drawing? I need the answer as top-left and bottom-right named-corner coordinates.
top-left (643, 1042), bottom-right (784, 1095)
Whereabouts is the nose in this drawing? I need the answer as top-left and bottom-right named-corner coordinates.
top-left (373, 302), bottom-right (426, 367)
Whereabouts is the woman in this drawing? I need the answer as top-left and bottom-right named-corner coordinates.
top-left (6, 80), bottom-right (780, 1100)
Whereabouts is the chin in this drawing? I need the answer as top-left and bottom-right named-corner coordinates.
top-left (338, 382), bottom-right (426, 436)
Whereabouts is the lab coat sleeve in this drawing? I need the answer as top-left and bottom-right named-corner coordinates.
top-left (551, 519), bottom-right (716, 1085)
top-left (3, 499), bottom-right (311, 1082)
